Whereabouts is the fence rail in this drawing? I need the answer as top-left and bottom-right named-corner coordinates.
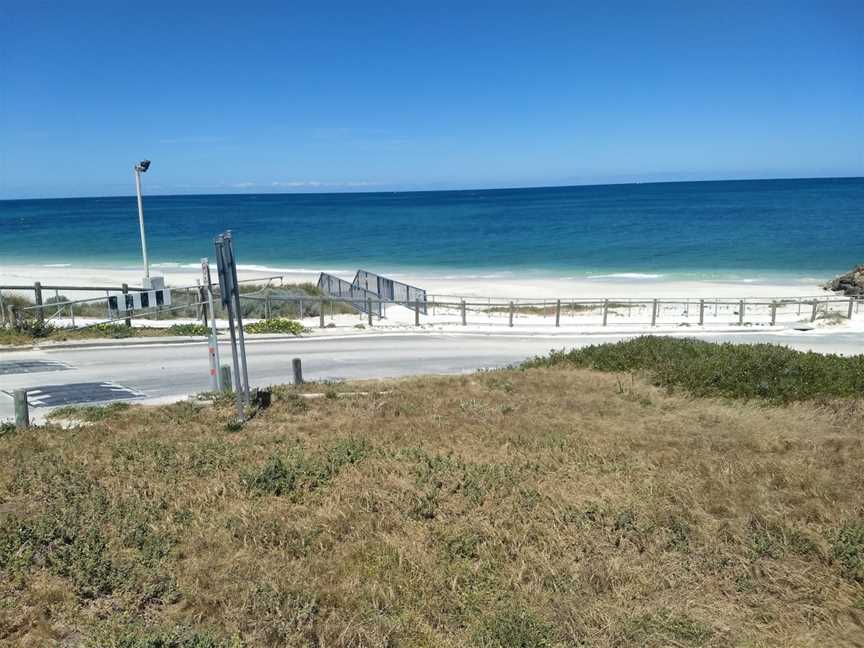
top-left (2, 280), bottom-right (860, 333)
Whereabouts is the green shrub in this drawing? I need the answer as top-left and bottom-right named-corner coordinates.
top-left (16, 318), bottom-right (56, 338)
top-left (167, 323), bottom-right (211, 336)
top-left (243, 438), bottom-right (370, 498)
top-left (472, 607), bottom-right (553, 648)
top-left (244, 318), bottom-right (308, 335)
top-left (91, 322), bottom-right (136, 338)
top-left (832, 521), bottom-right (864, 582)
top-left (48, 401), bottom-right (132, 422)
top-left (523, 336), bottom-right (864, 404)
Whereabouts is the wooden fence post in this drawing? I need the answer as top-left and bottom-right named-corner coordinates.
top-left (810, 300), bottom-right (818, 322)
top-left (770, 302), bottom-right (777, 326)
top-left (34, 281), bottom-right (43, 323)
top-left (415, 300), bottom-right (420, 326)
top-left (367, 298), bottom-right (373, 326)
top-left (602, 299), bottom-right (609, 326)
top-left (651, 299), bottom-right (658, 326)
top-left (0, 290), bottom-right (6, 326)
top-left (14, 389), bottom-right (29, 428)
top-left (555, 299), bottom-right (561, 327)
top-left (738, 299), bottom-right (745, 325)
top-left (220, 365), bottom-right (233, 393)
top-left (509, 301), bottom-right (514, 327)
top-left (698, 299), bottom-right (705, 325)
top-left (461, 300), bottom-right (467, 326)
top-left (319, 299), bottom-right (325, 328)
top-left (847, 299), bottom-right (854, 320)
top-left (122, 283), bottom-right (132, 327)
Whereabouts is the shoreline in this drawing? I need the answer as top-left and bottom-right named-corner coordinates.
top-left (0, 262), bottom-right (833, 300)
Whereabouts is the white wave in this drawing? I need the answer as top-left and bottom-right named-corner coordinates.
top-left (586, 273), bottom-right (664, 280)
top-left (43, 263), bottom-right (72, 268)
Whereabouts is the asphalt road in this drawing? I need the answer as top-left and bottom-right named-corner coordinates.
top-left (0, 330), bottom-right (861, 421)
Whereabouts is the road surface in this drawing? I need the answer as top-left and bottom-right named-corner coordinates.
top-left (0, 329), bottom-right (861, 421)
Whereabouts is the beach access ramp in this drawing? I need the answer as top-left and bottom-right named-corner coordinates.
top-left (317, 270), bottom-right (427, 316)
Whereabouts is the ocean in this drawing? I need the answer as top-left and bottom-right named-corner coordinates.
top-left (1, 178), bottom-right (862, 282)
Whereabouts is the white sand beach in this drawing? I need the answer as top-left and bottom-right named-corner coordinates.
top-left (0, 263), bottom-right (832, 300)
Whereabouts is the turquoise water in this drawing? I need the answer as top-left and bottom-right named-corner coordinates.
top-left (1, 178), bottom-right (861, 281)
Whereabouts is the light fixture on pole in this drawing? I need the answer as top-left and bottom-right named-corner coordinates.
top-left (134, 160), bottom-right (151, 283)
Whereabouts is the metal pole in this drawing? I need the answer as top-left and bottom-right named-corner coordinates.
top-left (202, 258), bottom-right (221, 391)
top-left (134, 168), bottom-right (150, 281)
top-left (226, 238), bottom-right (251, 405)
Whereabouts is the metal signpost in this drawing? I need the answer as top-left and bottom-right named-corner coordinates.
top-left (214, 232), bottom-right (250, 420)
top-left (201, 258), bottom-right (222, 392)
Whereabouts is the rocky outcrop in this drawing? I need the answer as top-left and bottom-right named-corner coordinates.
top-left (824, 264), bottom-right (864, 296)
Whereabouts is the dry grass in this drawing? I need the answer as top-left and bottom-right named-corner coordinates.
top-left (1, 367), bottom-right (864, 647)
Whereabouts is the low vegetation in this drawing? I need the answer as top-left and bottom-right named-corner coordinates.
top-left (244, 318), bottom-right (309, 335)
top-left (523, 335), bottom-right (864, 404)
top-left (2, 349), bottom-right (863, 646)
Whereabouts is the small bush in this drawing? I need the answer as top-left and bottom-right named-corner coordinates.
top-left (244, 318), bottom-right (309, 335)
top-left (832, 521), bottom-right (864, 582)
top-left (167, 323), bottom-right (211, 336)
top-left (472, 607), bottom-right (553, 648)
top-left (243, 438), bottom-right (370, 498)
top-left (16, 318), bottom-right (56, 338)
top-left (91, 322), bottom-right (136, 338)
top-left (48, 401), bottom-right (132, 422)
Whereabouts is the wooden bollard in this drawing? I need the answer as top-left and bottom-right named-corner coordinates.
top-left (602, 299), bottom-right (609, 326)
top-left (414, 300), bottom-right (420, 326)
top-left (220, 365), bottom-right (233, 393)
top-left (14, 389), bottom-right (29, 428)
top-left (292, 357), bottom-right (304, 385)
top-left (698, 299), bottom-right (705, 326)
top-left (555, 299), bottom-right (561, 327)
top-left (367, 298), bottom-right (373, 326)
top-left (651, 299), bottom-right (658, 326)
top-left (738, 299), bottom-right (745, 325)
top-left (461, 300), bottom-right (466, 326)
top-left (34, 281), bottom-right (44, 323)
top-left (509, 301), bottom-right (514, 327)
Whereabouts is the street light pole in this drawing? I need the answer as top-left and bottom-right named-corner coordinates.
top-left (134, 160), bottom-right (151, 281)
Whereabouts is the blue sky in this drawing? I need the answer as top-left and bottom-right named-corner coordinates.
top-left (1, 1), bottom-right (862, 199)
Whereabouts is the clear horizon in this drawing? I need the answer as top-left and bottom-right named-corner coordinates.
top-left (1, 174), bottom-right (862, 203)
top-left (2, 2), bottom-right (862, 200)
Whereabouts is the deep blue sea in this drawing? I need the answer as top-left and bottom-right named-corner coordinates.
top-left (1, 178), bottom-right (862, 281)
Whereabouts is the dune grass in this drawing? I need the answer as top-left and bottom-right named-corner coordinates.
top-left (2, 360), bottom-right (863, 646)
top-left (523, 336), bottom-right (864, 404)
